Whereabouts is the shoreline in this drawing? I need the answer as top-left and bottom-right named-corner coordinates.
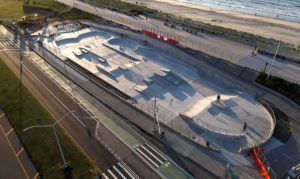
top-left (124, 0), bottom-right (300, 45)
top-left (175, 0), bottom-right (300, 23)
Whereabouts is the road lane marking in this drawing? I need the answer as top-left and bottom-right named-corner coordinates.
top-left (107, 169), bottom-right (118, 179)
top-left (118, 162), bottom-right (135, 179)
top-left (16, 147), bottom-right (24, 157)
top-left (33, 172), bottom-right (39, 179)
top-left (0, 113), bottom-right (4, 119)
top-left (141, 145), bottom-right (163, 165)
top-left (0, 125), bottom-right (29, 179)
top-left (144, 143), bottom-right (167, 161)
top-left (102, 173), bottom-right (109, 179)
top-left (136, 148), bottom-right (159, 168)
top-left (113, 165), bottom-right (126, 179)
top-left (6, 128), bottom-right (14, 136)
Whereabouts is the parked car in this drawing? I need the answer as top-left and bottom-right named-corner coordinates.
top-left (284, 164), bottom-right (300, 179)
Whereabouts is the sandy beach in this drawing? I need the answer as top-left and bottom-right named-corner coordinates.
top-left (124, 0), bottom-right (300, 46)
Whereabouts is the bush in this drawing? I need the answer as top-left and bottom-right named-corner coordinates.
top-left (255, 72), bottom-right (300, 106)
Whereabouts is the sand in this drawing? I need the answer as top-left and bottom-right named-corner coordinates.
top-left (123, 0), bottom-right (300, 46)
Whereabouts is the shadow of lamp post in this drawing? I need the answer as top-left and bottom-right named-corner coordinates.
top-left (23, 110), bottom-right (76, 169)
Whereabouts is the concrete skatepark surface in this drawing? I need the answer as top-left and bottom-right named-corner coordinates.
top-left (39, 24), bottom-right (274, 154)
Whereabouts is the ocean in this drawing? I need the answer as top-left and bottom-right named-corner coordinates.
top-left (176, 0), bottom-right (300, 23)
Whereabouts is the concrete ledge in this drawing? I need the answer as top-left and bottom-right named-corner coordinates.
top-left (96, 64), bottom-right (115, 78)
top-left (97, 57), bottom-right (106, 63)
top-left (179, 112), bottom-right (193, 120)
top-left (211, 100), bottom-right (227, 110)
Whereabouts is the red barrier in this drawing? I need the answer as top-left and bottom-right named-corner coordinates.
top-left (251, 148), bottom-right (270, 179)
top-left (142, 29), bottom-right (179, 45)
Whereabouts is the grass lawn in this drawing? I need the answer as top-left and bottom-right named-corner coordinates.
top-left (28, 0), bottom-right (67, 11)
top-left (0, 0), bottom-right (24, 20)
top-left (255, 72), bottom-right (300, 106)
top-left (84, 0), bottom-right (154, 15)
top-left (0, 58), bottom-right (93, 178)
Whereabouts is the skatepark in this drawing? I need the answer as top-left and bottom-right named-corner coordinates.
top-left (39, 23), bottom-right (275, 153)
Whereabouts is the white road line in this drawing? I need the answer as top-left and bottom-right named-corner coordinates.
top-left (17, 59), bottom-right (87, 128)
top-left (136, 148), bottom-right (159, 168)
top-left (107, 169), bottom-right (118, 179)
top-left (0, 42), bottom-right (3, 47)
top-left (144, 143), bottom-right (167, 161)
top-left (118, 162), bottom-right (135, 179)
top-left (102, 173), bottom-right (109, 179)
top-left (141, 145), bottom-right (163, 165)
top-left (113, 165), bottom-right (126, 179)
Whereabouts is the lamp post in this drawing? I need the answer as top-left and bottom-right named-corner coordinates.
top-left (23, 110), bottom-right (76, 169)
top-left (267, 42), bottom-right (280, 78)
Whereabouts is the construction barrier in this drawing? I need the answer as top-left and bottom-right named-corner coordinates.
top-left (251, 147), bottom-right (270, 179)
top-left (142, 29), bottom-right (179, 45)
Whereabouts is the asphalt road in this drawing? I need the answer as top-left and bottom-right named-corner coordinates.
top-left (0, 109), bottom-right (39, 179)
top-left (0, 33), bottom-right (160, 179)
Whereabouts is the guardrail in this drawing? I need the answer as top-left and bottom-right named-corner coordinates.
top-left (239, 95), bottom-right (276, 152)
top-left (195, 118), bottom-right (246, 138)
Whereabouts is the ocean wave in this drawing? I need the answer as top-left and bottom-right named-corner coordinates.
top-left (177, 0), bottom-right (300, 22)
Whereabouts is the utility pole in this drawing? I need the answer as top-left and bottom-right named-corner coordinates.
top-left (267, 42), bottom-right (280, 78)
top-left (153, 96), bottom-right (162, 140)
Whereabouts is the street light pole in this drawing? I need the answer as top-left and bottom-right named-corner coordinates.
top-left (267, 42), bottom-right (280, 78)
top-left (23, 110), bottom-right (76, 169)
top-left (53, 125), bottom-right (67, 168)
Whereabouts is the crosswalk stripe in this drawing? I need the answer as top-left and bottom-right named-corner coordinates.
top-left (136, 148), bottom-right (159, 168)
top-left (145, 143), bottom-right (167, 161)
top-left (102, 173), bottom-right (109, 179)
top-left (0, 42), bottom-right (3, 47)
top-left (113, 165), bottom-right (126, 179)
top-left (141, 145), bottom-right (163, 164)
top-left (108, 169), bottom-right (118, 179)
top-left (118, 162), bottom-right (135, 179)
